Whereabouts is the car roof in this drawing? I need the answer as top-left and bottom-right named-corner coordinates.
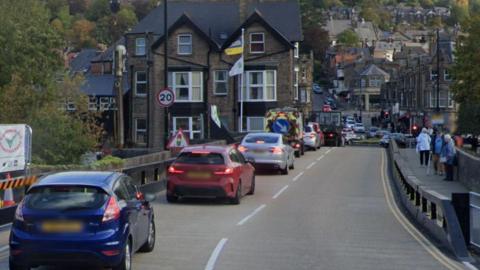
top-left (181, 144), bottom-right (232, 154)
top-left (32, 171), bottom-right (120, 192)
top-left (245, 132), bottom-right (281, 137)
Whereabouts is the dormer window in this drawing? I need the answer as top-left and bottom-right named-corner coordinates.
top-left (135, 38), bottom-right (146, 56)
top-left (250, 33), bottom-right (265, 54)
top-left (178, 34), bottom-right (192, 55)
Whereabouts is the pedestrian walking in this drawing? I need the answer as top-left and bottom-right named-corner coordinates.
top-left (416, 128), bottom-right (431, 167)
top-left (432, 131), bottom-right (444, 175)
top-left (442, 134), bottom-right (456, 181)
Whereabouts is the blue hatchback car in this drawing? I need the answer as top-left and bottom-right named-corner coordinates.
top-left (9, 171), bottom-right (156, 270)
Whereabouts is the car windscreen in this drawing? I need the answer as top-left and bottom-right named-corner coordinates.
top-left (244, 135), bottom-right (280, 144)
top-left (176, 152), bottom-right (225, 165)
top-left (26, 186), bottom-right (108, 211)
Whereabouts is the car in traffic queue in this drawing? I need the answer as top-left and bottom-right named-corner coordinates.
top-left (239, 133), bottom-right (295, 175)
top-left (379, 134), bottom-right (391, 147)
top-left (353, 123), bottom-right (365, 133)
top-left (303, 124), bottom-right (321, 150)
top-left (322, 104), bottom-right (332, 112)
top-left (308, 122), bottom-right (325, 146)
top-left (166, 145), bottom-right (255, 204)
top-left (367, 127), bottom-right (379, 138)
top-left (342, 127), bottom-right (356, 145)
top-left (9, 171), bottom-right (156, 270)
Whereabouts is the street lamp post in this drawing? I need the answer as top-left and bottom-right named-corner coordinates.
top-left (163, 0), bottom-right (169, 149)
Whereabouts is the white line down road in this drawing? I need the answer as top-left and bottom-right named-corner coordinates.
top-left (236, 204), bottom-right (267, 226)
top-left (292, 172), bottom-right (304, 182)
top-left (204, 238), bottom-right (229, 270)
top-left (272, 185), bottom-right (289, 199)
top-left (306, 162), bottom-right (316, 170)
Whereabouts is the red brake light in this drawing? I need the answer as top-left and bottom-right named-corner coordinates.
top-left (102, 196), bottom-right (120, 223)
top-left (295, 144), bottom-right (301, 148)
top-left (329, 134), bottom-right (334, 138)
top-left (168, 166), bottom-right (184, 174)
top-left (238, 145), bottom-right (248, 153)
top-left (102, 250), bottom-right (121, 256)
top-left (270, 147), bottom-right (284, 154)
top-left (136, 192), bottom-right (144, 201)
top-left (214, 168), bottom-right (234, 175)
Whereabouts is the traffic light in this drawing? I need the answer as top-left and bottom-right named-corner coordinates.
top-left (385, 111), bottom-right (389, 118)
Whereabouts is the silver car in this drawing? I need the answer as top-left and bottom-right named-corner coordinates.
top-left (239, 133), bottom-right (295, 175)
top-left (303, 124), bottom-right (321, 150)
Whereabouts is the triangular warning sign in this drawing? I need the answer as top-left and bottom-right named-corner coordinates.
top-left (167, 129), bottom-right (190, 149)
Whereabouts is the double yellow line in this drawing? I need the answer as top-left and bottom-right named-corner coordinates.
top-left (380, 150), bottom-right (467, 270)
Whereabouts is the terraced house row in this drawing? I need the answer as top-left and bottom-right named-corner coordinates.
top-left (124, 0), bottom-right (313, 149)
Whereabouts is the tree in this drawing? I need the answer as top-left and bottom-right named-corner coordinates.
top-left (68, 19), bottom-right (97, 49)
top-left (302, 26), bottom-right (330, 61)
top-left (96, 6), bottom-right (138, 44)
top-left (132, 0), bottom-right (159, 20)
top-left (45, 0), bottom-right (69, 17)
top-left (337, 29), bottom-right (360, 47)
top-left (85, 0), bottom-right (111, 21)
top-left (0, 0), bottom-right (102, 164)
top-left (68, 0), bottom-right (91, 14)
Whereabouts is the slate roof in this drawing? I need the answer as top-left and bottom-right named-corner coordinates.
top-left (129, 0), bottom-right (302, 46)
top-left (80, 74), bottom-right (129, 96)
top-left (360, 64), bottom-right (389, 77)
top-left (70, 49), bottom-right (98, 73)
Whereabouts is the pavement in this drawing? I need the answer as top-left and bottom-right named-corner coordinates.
top-left (0, 146), bottom-right (470, 269)
top-left (399, 148), bottom-right (469, 198)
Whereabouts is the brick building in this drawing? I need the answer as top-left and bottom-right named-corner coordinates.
top-left (124, 0), bottom-right (307, 149)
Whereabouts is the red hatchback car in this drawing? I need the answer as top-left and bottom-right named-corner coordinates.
top-left (166, 145), bottom-right (255, 204)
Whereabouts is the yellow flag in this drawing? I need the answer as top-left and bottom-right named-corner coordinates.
top-left (225, 39), bottom-right (243, 55)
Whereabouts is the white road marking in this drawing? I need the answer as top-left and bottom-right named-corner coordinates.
top-left (272, 185), bottom-right (289, 199)
top-left (306, 162), bottom-right (316, 170)
top-left (317, 155), bottom-right (325, 161)
top-left (237, 204), bottom-right (267, 226)
top-left (0, 223), bottom-right (11, 231)
top-left (325, 149), bottom-right (332, 154)
top-left (204, 238), bottom-right (229, 270)
top-left (292, 172), bottom-right (304, 182)
top-left (463, 262), bottom-right (479, 270)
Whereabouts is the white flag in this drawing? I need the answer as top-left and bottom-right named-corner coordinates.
top-left (229, 56), bottom-right (244, 77)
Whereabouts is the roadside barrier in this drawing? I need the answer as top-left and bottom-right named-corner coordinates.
top-left (387, 140), bottom-right (473, 262)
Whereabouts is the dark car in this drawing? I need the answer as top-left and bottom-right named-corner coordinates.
top-left (10, 171), bottom-right (156, 270)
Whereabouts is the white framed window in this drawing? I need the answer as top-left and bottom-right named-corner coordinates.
top-left (294, 42), bottom-right (299, 58)
top-left (429, 90), bottom-right (452, 108)
top-left (135, 118), bottom-right (147, 144)
top-left (444, 69), bottom-right (451, 81)
top-left (173, 116), bottom-right (203, 140)
top-left (214, 70), bottom-right (228, 95)
top-left (99, 97), bottom-right (110, 111)
top-left (135, 38), bottom-right (146, 56)
top-left (247, 117), bottom-right (265, 132)
top-left (66, 101), bottom-right (76, 111)
top-left (168, 71), bottom-right (203, 102)
top-left (250, 33), bottom-right (265, 54)
top-left (88, 96), bottom-right (98, 111)
top-left (294, 69), bottom-right (299, 100)
top-left (369, 76), bottom-right (382, 87)
top-left (430, 70), bottom-right (438, 81)
top-left (244, 70), bottom-right (276, 101)
top-left (177, 34), bottom-right (192, 55)
top-left (135, 71), bottom-right (147, 96)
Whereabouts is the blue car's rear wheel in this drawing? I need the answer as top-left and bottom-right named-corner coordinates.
top-left (113, 240), bottom-right (132, 270)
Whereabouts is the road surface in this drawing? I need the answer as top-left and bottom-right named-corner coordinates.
top-left (0, 147), bottom-right (468, 270)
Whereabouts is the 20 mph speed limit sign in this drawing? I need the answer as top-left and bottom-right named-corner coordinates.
top-left (156, 88), bottom-right (175, 107)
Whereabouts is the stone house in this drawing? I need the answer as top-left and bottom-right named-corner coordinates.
top-left (124, 0), bottom-right (307, 149)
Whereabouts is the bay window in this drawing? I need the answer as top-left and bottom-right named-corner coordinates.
top-left (244, 70), bottom-right (276, 101)
top-left (168, 72), bottom-right (203, 102)
top-left (173, 116), bottom-right (203, 140)
top-left (429, 90), bottom-right (453, 108)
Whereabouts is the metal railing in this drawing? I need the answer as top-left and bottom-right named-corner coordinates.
top-left (470, 192), bottom-right (480, 249)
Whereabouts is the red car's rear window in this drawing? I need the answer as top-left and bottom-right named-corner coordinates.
top-left (176, 152), bottom-right (225, 165)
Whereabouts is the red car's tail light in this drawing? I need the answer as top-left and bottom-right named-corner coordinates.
top-left (214, 168), bottom-right (234, 175)
top-left (168, 166), bottom-right (184, 174)
top-left (329, 134), bottom-right (334, 138)
top-left (238, 145), bottom-right (248, 153)
top-left (269, 147), bottom-right (284, 154)
top-left (102, 196), bottom-right (120, 223)
top-left (101, 250), bottom-right (121, 256)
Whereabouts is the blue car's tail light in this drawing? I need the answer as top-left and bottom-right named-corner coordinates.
top-left (102, 196), bottom-right (120, 223)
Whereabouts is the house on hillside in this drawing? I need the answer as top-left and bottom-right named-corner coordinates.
top-left (125, 0), bottom-right (308, 148)
top-left (323, 18), bottom-right (378, 47)
top-left (352, 64), bottom-right (390, 111)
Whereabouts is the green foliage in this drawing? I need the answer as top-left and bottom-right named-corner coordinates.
top-left (457, 102), bottom-right (480, 134)
top-left (91, 155), bottom-right (125, 170)
top-left (337, 29), bottom-right (360, 46)
top-left (85, 0), bottom-right (110, 21)
top-left (132, 0), bottom-right (159, 20)
top-left (0, 0), bottom-right (63, 87)
top-left (96, 5), bottom-right (138, 44)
